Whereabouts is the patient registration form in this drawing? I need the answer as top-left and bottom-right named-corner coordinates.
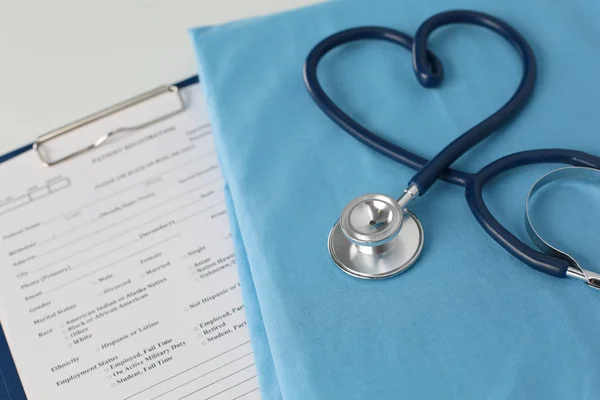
top-left (0, 84), bottom-right (260, 400)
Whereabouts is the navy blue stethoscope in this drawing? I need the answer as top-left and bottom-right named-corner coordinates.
top-left (304, 10), bottom-right (600, 289)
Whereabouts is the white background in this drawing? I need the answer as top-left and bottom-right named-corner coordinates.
top-left (0, 0), bottom-right (320, 155)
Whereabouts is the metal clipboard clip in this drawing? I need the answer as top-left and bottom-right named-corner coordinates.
top-left (33, 85), bottom-right (185, 167)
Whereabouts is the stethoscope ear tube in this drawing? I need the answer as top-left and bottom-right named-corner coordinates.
top-left (465, 149), bottom-right (600, 286)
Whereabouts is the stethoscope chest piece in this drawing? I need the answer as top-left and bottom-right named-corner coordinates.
top-left (328, 194), bottom-right (424, 279)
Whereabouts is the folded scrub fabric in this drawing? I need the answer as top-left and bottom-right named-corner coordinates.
top-left (190, 0), bottom-right (600, 398)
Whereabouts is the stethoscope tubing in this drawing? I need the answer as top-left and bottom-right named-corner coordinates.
top-left (410, 10), bottom-right (536, 193)
top-left (467, 149), bottom-right (600, 277)
top-left (304, 10), bottom-right (536, 192)
top-left (304, 10), bottom-right (600, 278)
top-left (303, 26), bottom-right (471, 185)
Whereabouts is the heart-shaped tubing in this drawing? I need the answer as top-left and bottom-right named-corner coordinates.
top-left (466, 149), bottom-right (600, 277)
top-left (303, 25), bottom-right (472, 187)
top-left (304, 10), bottom-right (537, 192)
top-left (410, 10), bottom-right (536, 192)
top-left (304, 10), bottom-right (600, 279)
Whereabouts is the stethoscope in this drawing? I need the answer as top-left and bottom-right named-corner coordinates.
top-left (303, 10), bottom-right (600, 290)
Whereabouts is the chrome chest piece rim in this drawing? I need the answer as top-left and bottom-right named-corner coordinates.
top-left (328, 194), bottom-right (424, 279)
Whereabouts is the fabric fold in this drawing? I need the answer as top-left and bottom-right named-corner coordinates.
top-left (190, 0), bottom-right (600, 398)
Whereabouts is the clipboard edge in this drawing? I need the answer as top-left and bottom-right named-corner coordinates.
top-left (0, 75), bottom-right (200, 165)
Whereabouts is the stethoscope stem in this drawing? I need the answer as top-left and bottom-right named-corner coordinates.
top-left (397, 184), bottom-right (420, 209)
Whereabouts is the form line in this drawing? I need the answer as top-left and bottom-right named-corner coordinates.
top-left (44, 234), bottom-right (179, 294)
top-left (35, 237), bottom-right (140, 273)
top-left (41, 152), bottom-right (215, 226)
top-left (185, 123), bottom-right (211, 135)
top-left (203, 376), bottom-right (258, 400)
top-left (175, 201), bottom-right (225, 224)
top-left (233, 387), bottom-right (260, 399)
top-left (35, 197), bottom-right (200, 271)
top-left (176, 365), bottom-right (255, 400)
top-left (123, 341), bottom-right (251, 400)
top-left (69, 237), bottom-right (141, 272)
top-left (37, 178), bottom-right (221, 260)
top-left (150, 353), bottom-right (253, 399)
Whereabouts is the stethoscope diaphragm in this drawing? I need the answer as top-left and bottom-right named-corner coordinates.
top-left (328, 194), bottom-right (424, 279)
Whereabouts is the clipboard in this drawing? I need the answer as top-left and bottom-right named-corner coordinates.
top-left (0, 75), bottom-right (200, 400)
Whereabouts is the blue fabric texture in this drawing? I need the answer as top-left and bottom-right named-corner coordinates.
top-left (190, 0), bottom-right (600, 398)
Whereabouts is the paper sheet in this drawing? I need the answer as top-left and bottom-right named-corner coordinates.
top-left (0, 84), bottom-right (260, 400)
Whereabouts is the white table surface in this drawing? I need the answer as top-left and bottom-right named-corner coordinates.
top-left (0, 0), bottom-right (319, 155)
